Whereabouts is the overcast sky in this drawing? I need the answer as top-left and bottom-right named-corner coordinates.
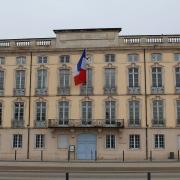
top-left (0, 0), bottom-right (179, 39)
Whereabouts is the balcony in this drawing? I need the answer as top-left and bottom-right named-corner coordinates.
top-left (152, 119), bottom-right (165, 127)
top-left (128, 119), bottom-right (141, 127)
top-left (35, 88), bottom-right (48, 96)
top-left (104, 87), bottom-right (117, 95)
top-left (57, 87), bottom-right (70, 96)
top-left (14, 88), bottom-right (25, 96)
top-left (35, 121), bottom-right (46, 128)
top-left (12, 120), bottom-right (24, 128)
top-left (128, 87), bottom-right (140, 94)
top-left (176, 87), bottom-right (180, 94)
top-left (48, 119), bottom-right (124, 128)
top-left (151, 86), bottom-right (164, 94)
top-left (80, 86), bottom-right (93, 95)
top-left (0, 89), bottom-right (4, 96)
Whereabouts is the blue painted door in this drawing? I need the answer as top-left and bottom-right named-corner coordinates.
top-left (77, 133), bottom-right (96, 160)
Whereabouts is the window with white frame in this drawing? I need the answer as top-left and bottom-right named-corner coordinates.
top-left (82, 101), bottom-right (92, 124)
top-left (129, 134), bottom-right (140, 149)
top-left (58, 135), bottom-right (68, 148)
top-left (175, 53), bottom-right (180, 61)
top-left (105, 100), bottom-right (116, 124)
top-left (176, 100), bottom-right (180, 125)
top-left (59, 69), bottom-right (70, 88)
top-left (128, 54), bottom-right (139, 62)
top-left (175, 67), bottom-right (180, 88)
top-left (106, 134), bottom-right (115, 149)
top-left (0, 103), bottom-right (2, 126)
top-left (128, 67), bottom-right (139, 87)
top-left (0, 70), bottom-right (4, 90)
top-left (0, 57), bottom-right (5, 65)
top-left (60, 55), bottom-right (70, 63)
top-left (59, 101), bottom-right (69, 125)
top-left (152, 100), bottom-right (164, 125)
top-left (37, 69), bottom-right (47, 89)
top-left (37, 56), bottom-right (48, 64)
top-left (14, 102), bottom-right (24, 121)
top-left (154, 134), bottom-right (165, 148)
top-left (105, 68), bottom-right (115, 88)
top-left (15, 70), bottom-right (25, 89)
top-left (35, 134), bottom-right (45, 148)
top-left (16, 56), bottom-right (26, 64)
top-left (105, 54), bottom-right (115, 63)
top-left (129, 100), bottom-right (140, 126)
top-left (36, 102), bottom-right (46, 122)
top-left (152, 67), bottom-right (163, 87)
top-left (151, 53), bottom-right (162, 62)
top-left (13, 134), bottom-right (22, 148)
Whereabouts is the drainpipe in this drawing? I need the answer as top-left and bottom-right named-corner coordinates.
top-left (27, 51), bottom-right (33, 159)
top-left (144, 48), bottom-right (148, 160)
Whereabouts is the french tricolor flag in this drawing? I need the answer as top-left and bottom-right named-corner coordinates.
top-left (74, 49), bottom-right (87, 86)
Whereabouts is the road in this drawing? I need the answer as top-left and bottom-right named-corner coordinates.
top-left (0, 171), bottom-right (180, 180)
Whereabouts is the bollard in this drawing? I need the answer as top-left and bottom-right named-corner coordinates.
top-left (41, 150), bottom-right (43, 161)
top-left (122, 150), bottom-right (125, 162)
top-left (147, 172), bottom-right (151, 180)
top-left (15, 150), bottom-right (17, 160)
top-left (66, 172), bottom-right (69, 180)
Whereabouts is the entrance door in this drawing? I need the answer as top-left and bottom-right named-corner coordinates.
top-left (77, 133), bottom-right (96, 160)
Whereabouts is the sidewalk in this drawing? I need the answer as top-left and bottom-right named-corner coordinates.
top-left (0, 161), bottom-right (180, 172)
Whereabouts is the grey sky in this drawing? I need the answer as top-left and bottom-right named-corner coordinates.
top-left (0, 0), bottom-right (179, 39)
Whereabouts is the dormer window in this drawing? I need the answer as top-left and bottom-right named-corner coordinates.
top-left (151, 53), bottom-right (162, 62)
top-left (60, 55), bottom-right (70, 64)
top-left (38, 56), bottom-right (48, 64)
top-left (105, 54), bottom-right (115, 63)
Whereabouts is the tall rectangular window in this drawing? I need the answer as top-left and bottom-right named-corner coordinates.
top-left (128, 67), bottom-right (139, 87)
top-left (37, 69), bottom-right (47, 89)
top-left (129, 134), bottom-right (140, 149)
top-left (59, 69), bottom-right (70, 88)
top-left (36, 102), bottom-right (46, 122)
top-left (82, 101), bottom-right (92, 124)
top-left (129, 100), bottom-right (140, 126)
top-left (176, 100), bottom-right (180, 125)
top-left (106, 134), bottom-right (115, 149)
top-left (154, 134), bottom-right (165, 148)
top-left (152, 100), bottom-right (164, 125)
top-left (105, 101), bottom-right (116, 124)
top-left (152, 67), bottom-right (162, 87)
top-left (14, 102), bottom-right (24, 121)
top-left (35, 134), bottom-right (45, 148)
top-left (105, 68), bottom-right (115, 88)
top-left (0, 103), bottom-right (2, 126)
top-left (16, 70), bottom-right (25, 89)
top-left (13, 134), bottom-right (22, 148)
top-left (59, 101), bottom-right (69, 125)
top-left (0, 71), bottom-right (4, 90)
top-left (175, 67), bottom-right (180, 88)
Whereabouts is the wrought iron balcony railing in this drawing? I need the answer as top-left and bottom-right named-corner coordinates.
top-left (104, 86), bottom-right (117, 95)
top-left (14, 88), bottom-right (25, 96)
top-left (127, 86), bottom-right (140, 94)
top-left (12, 119), bottom-right (24, 128)
top-left (151, 86), bottom-right (164, 94)
top-left (48, 119), bottom-right (124, 128)
top-left (34, 121), bottom-right (46, 128)
top-left (35, 88), bottom-right (48, 96)
top-left (80, 86), bottom-right (93, 95)
top-left (57, 87), bottom-right (70, 95)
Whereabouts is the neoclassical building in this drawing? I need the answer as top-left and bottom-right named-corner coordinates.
top-left (0, 28), bottom-right (180, 161)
